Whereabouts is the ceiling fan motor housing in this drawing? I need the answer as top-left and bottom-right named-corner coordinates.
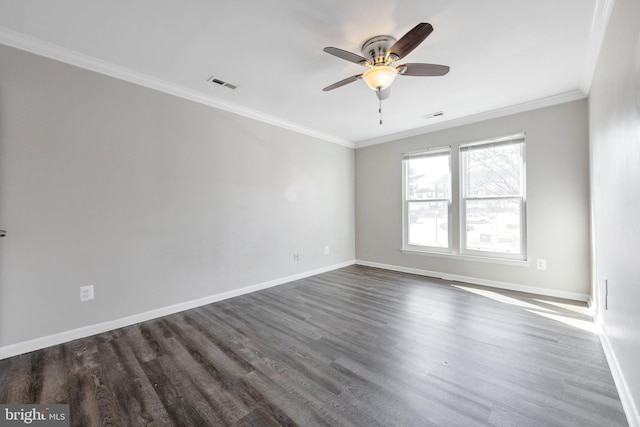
top-left (361, 35), bottom-right (397, 65)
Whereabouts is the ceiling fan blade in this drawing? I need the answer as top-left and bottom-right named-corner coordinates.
top-left (397, 63), bottom-right (450, 76)
top-left (388, 23), bottom-right (434, 60)
top-left (323, 47), bottom-right (368, 65)
top-left (323, 74), bottom-right (363, 91)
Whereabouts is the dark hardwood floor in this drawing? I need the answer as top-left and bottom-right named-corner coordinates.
top-left (0, 265), bottom-right (628, 426)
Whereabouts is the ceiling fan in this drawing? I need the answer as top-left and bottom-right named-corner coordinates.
top-left (322, 22), bottom-right (449, 122)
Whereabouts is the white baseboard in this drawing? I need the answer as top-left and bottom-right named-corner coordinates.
top-left (598, 324), bottom-right (640, 427)
top-left (0, 260), bottom-right (356, 360)
top-left (355, 259), bottom-right (590, 301)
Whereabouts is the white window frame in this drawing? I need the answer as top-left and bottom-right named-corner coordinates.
top-left (459, 133), bottom-right (527, 261)
top-left (402, 147), bottom-right (452, 253)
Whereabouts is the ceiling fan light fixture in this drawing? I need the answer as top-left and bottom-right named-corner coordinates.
top-left (362, 65), bottom-right (398, 90)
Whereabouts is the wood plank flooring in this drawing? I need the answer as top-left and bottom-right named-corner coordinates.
top-left (0, 265), bottom-right (628, 426)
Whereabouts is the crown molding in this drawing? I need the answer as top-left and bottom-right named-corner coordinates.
top-left (580, 0), bottom-right (616, 94)
top-left (0, 26), bottom-right (354, 149)
top-left (1, 20), bottom-right (602, 152)
top-left (355, 89), bottom-right (587, 149)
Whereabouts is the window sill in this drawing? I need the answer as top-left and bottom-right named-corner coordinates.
top-left (400, 248), bottom-right (530, 267)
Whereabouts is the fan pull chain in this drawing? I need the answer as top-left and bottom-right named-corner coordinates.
top-left (378, 90), bottom-right (383, 125)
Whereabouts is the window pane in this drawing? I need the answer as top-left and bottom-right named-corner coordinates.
top-left (464, 143), bottom-right (523, 197)
top-left (408, 201), bottom-right (448, 248)
top-left (407, 155), bottom-right (450, 200)
top-left (465, 199), bottom-right (521, 254)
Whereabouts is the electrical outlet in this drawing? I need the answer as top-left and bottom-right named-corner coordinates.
top-left (324, 246), bottom-right (330, 255)
top-left (536, 259), bottom-right (547, 270)
top-left (80, 285), bottom-right (94, 302)
top-left (293, 252), bottom-right (300, 261)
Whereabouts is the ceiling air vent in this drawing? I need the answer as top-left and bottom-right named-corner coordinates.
top-left (207, 76), bottom-right (238, 90)
top-left (423, 111), bottom-right (444, 119)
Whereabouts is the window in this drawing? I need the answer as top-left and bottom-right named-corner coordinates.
top-left (402, 148), bottom-right (451, 252)
top-left (460, 133), bottom-right (526, 259)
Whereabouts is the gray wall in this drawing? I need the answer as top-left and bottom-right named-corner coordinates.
top-left (355, 100), bottom-right (591, 297)
top-left (589, 0), bottom-right (640, 419)
top-left (0, 45), bottom-right (355, 347)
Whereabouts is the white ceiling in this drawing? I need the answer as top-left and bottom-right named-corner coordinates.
top-left (0, 0), bottom-right (611, 147)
